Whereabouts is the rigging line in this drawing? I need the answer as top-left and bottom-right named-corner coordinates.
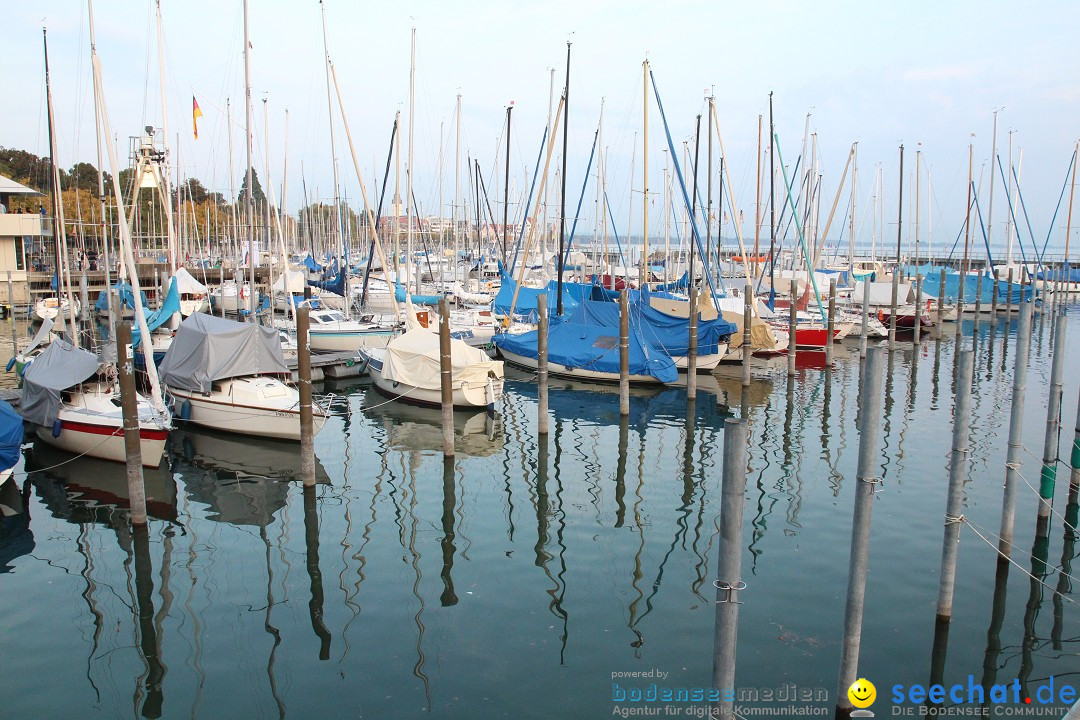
top-left (963, 519), bottom-right (1079, 600)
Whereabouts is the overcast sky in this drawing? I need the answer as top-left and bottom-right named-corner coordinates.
top-left (4, 0), bottom-right (1079, 255)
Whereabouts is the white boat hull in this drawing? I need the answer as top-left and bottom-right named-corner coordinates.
top-left (169, 379), bottom-right (328, 441)
top-left (364, 350), bottom-right (502, 409)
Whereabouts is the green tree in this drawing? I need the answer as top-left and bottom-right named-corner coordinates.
top-left (237, 168), bottom-right (265, 206)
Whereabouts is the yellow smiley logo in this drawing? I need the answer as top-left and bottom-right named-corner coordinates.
top-left (848, 678), bottom-right (876, 709)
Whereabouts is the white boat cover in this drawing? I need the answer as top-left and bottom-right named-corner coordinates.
top-left (383, 307), bottom-right (503, 392)
top-left (172, 267), bottom-right (209, 294)
top-left (852, 281), bottom-right (913, 306)
top-left (159, 313), bottom-right (289, 393)
top-left (272, 270), bottom-right (307, 293)
top-left (20, 340), bottom-right (101, 426)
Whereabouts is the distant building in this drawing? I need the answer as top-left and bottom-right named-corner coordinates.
top-left (0, 175), bottom-right (49, 305)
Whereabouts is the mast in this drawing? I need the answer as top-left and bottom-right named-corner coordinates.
top-left (454, 95), bottom-right (461, 283)
top-left (438, 120), bottom-right (444, 289)
top-left (43, 27), bottom-right (78, 345)
top-left (962, 140), bottom-right (973, 279)
top-left (663, 151), bottom-right (670, 286)
top-left (407, 27), bottom-right (416, 294)
top-left (754, 114), bottom-right (762, 280)
top-left (154, 0), bottom-right (177, 276)
top-left (642, 59), bottom-right (650, 287)
top-left (1005, 130), bottom-right (1015, 266)
top-left (895, 144), bottom-right (904, 267)
top-left (690, 114), bottom-right (701, 287)
top-left (848, 143), bottom-right (857, 273)
top-left (1065, 140), bottom-right (1078, 267)
top-left (986, 110), bottom-right (999, 265)
top-left (243, 0), bottom-right (256, 321)
top-left (706, 96), bottom-right (713, 293)
top-left (556, 41), bottom-right (570, 316)
top-left (768, 92), bottom-right (776, 308)
top-left (914, 146), bottom-right (921, 267)
top-left (88, 1), bottom-right (114, 327)
top-left (320, 0), bottom-right (347, 317)
top-left (503, 104), bottom-right (512, 266)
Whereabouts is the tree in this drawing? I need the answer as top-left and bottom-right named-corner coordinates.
top-left (184, 177), bottom-right (210, 204)
top-left (237, 168), bottom-right (265, 206)
top-left (67, 161), bottom-right (111, 192)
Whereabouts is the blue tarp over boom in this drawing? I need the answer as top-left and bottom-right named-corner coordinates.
top-left (494, 308), bottom-right (679, 383)
top-left (311, 268), bottom-right (346, 297)
top-left (0, 399), bottom-right (23, 473)
top-left (132, 278), bottom-right (181, 347)
top-left (94, 281), bottom-right (148, 314)
top-left (919, 269), bottom-right (1032, 304)
top-left (568, 291), bottom-right (736, 358)
top-left (394, 281), bottom-right (443, 305)
top-left (1036, 264), bottom-right (1080, 283)
top-left (492, 271), bottom-right (578, 319)
top-left (302, 255), bottom-right (322, 272)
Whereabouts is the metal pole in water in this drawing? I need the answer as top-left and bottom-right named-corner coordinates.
top-left (742, 284), bottom-right (752, 388)
top-left (913, 275), bottom-right (923, 345)
top-left (537, 293), bottom-right (549, 436)
top-left (439, 297), bottom-right (455, 457)
top-left (1005, 268), bottom-right (1014, 325)
top-left (990, 268), bottom-right (999, 327)
top-left (860, 284), bottom-right (869, 359)
top-left (1038, 313), bottom-right (1067, 522)
top-left (787, 278), bottom-right (797, 376)
top-left (116, 321), bottom-right (147, 525)
top-left (835, 348), bottom-right (884, 717)
top-left (937, 271), bottom-right (946, 331)
top-left (620, 288), bottom-right (631, 413)
top-left (7, 272), bottom-right (16, 360)
top-left (997, 299), bottom-right (1034, 557)
top-left (712, 417), bottom-right (749, 720)
top-left (687, 286), bottom-right (698, 401)
top-left (827, 277), bottom-right (837, 362)
top-left (973, 271), bottom-right (983, 336)
top-left (297, 305), bottom-right (316, 486)
top-left (935, 349), bottom-right (974, 621)
top-left (889, 271), bottom-right (898, 350)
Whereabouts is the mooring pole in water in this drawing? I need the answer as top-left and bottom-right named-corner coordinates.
top-left (1005, 268), bottom-right (1014, 324)
top-left (937, 271), bottom-right (946, 332)
top-left (889, 271), bottom-right (899, 351)
top-left (439, 297), bottom-right (455, 458)
top-left (297, 305), bottom-right (316, 486)
top-left (1072, 378), bottom-right (1080, 492)
top-left (973, 272), bottom-right (983, 337)
top-left (1039, 313), bottom-right (1068, 522)
top-left (7, 272), bottom-right (16, 359)
top-left (712, 417), bottom-right (749, 720)
top-left (827, 277), bottom-right (837, 362)
top-left (997, 300), bottom-right (1033, 557)
top-left (913, 275), bottom-right (923, 345)
top-left (303, 483), bottom-right (332, 660)
top-left (537, 293), bottom-right (549, 435)
top-left (687, 286), bottom-right (698, 400)
top-left (742, 285), bottom-right (752, 388)
top-left (115, 321), bottom-right (147, 525)
top-left (835, 348), bottom-right (884, 718)
top-left (936, 349), bottom-right (974, 621)
top-left (990, 268), bottom-right (999, 327)
top-left (787, 278), bottom-right (797, 376)
top-left (860, 285), bottom-right (869, 359)
top-left (620, 289), bottom-right (632, 413)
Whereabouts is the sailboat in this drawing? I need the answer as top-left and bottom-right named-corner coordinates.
top-left (159, 313), bottom-right (329, 441)
top-left (20, 339), bottom-right (172, 466)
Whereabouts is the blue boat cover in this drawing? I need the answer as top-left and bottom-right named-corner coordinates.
top-left (492, 271), bottom-right (578, 319)
top-left (394, 281), bottom-right (443, 305)
top-left (302, 255), bottom-right (322, 272)
top-left (94, 281), bottom-right (148, 314)
top-left (920, 268), bottom-right (1032, 304)
top-left (132, 278), bottom-right (182, 347)
top-left (0, 399), bottom-right (23, 473)
top-left (1036, 264), bottom-right (1080, 283)
top-left (311, 268), bottom-right (346, 296)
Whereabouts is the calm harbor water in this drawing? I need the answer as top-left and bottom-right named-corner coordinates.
top-left (1, 306), bottom-right (1078, 719)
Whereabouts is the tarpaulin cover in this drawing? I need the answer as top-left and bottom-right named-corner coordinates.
top-left (19, 339), bottom-right (101, 427)
top-left (394, 281), bottom-right (443, 306)
top-left (494, 301), bottom-right (679, 383)
top-left (920, 269), bottom-right (1031, 304)
top-left (132, 278), bottom-right (182, 347)
top-left (302, 255), bottom-right (322, 272)
top-left (95, 281), bottom-right (148, 314)
top-left (383, 327), bottom-right (503, 392)
top-left (158, 313), bottom-right (288, 393)
top-left (0, 399), bottom-right (24, 472)
top-left (852, 281), bottom-right (912, 306)
top-left (1036, 265), bottom-right (1080, 283)
top-left (714, 296), bottom-right (780, 351)
top-left (492, 271), bottom-right (578, 318)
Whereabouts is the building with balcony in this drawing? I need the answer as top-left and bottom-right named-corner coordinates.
top-left (0, 175), bottom-right (49, 306)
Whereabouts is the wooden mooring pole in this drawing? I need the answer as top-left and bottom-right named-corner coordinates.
top-left (889, 272), bottom-right (899, 351)
top-left (935, 349), bottom-right (974, 621)
top-left (1038, 314), bottom-right (1067, 523)
top-left (937, 271), bottom-right (946, 331)
top-left (859, 284), bottom-right (869, 359)
top-left (990, 268), bottom-right (999, 326)
top-left (686, 287), bottom-right (698, 401)
top-left (297, 305), bottom-right (316, 486)
top-left (835, 347), bottom-right (884, 718)
top-left (787, 278), bottom-right (797, 376)
top-left (439, 298), bottom-right (455, 458)
top-left (997, 299), bottom-right (1034, 558)
top-left (115, 321), bottom-right (147, 525)
top-left (827, 277), bottom-right (837, 362)
top-left (537, 294), bottom-right (549, 435)
top-left (712, 418), bottom-right (749, 720)
top-left (742, 285), bottom-right (752, 388)
top-left (913, 276), bottom-right (923, 345)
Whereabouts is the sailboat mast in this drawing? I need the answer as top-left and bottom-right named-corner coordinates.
top-left (155, 0), bottom-right (176, 276)
top-left (1064, 140), bottom-right (1079, 267)
top-left (895, 144), bottom-right (904, 266)
top-left (848, 143), bottom-right (857, 272)
top-left (986, 110), bottom-right (999, 262)
top-left (689, 114), bottom-right (701, 287)
top-left (768, 92), bottom-right (776, 308)
top-left (43, 26), bottom-right (78, 345)
top-left (320, 0), bottom-right (348, 317)
top-left (557, 41), bottom-right (570, 316)
top-left (87, 1), bottom-right (114, 327)
top-left (406, 27), bottom-right (416, 294)
top-left (642, 59), bottom-right (650, 287)
top-left (706, 96), bottom-right (713, 292)
top-left (914, 146), bottom-right (921, 267)
top-left (242, 0), bottom-right (256, 321)
top-left (503, 104), bottom-right (512, 266)
top-left (454, 95), bottom-right (461, 283)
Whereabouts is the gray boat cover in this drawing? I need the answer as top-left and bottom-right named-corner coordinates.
top-left (159, 313), bottom-right (288, 393)
top-left (20, 339), bottom-right (102, 426)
